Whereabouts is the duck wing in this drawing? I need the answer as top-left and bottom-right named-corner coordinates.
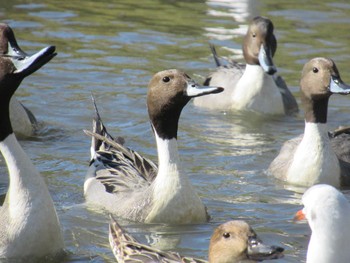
top-left (86, 97), bottom-right (157, 194)
top-left (268, 135), bottom-right (302, 181)
top-left (330, 127), bottom-right (350, 186)
top-left (203, 44), bottom-right (245, 87)
top-left (109, 215), bottom-right (207, 263)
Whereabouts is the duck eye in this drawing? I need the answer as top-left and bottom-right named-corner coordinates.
top-left (312, 67), bottom-right (319, 73)
top-left (162, 76), bottom-right (170, 83)
top-left (223, 232), bottom-right (230, 239)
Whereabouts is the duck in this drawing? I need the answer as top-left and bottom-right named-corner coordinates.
top-left (193, 16), bottom-right (298, 115)
top-left (109, 215), bottom-right (284, 263)
top-left (294, 184), bottom-right (350, 263)
top-left (329, 126), bottom-right (350, 177)
top-left (268, 57), bottom-right (350, 187)
top-left (0, 37), bottom-right (64, 258)
top-left (0, 23), bottom-right (48, 138)
top-left (84, 69), bottom-right (224, 224)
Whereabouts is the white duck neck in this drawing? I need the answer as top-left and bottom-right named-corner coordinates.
top-left (232, 64), bottom-right (283, 114)
top-left (145, 128), bottom-right (205, 223)
top-left (303, 122), bottom-right (329, 143)
top-left (154, 129), bottom-right (182, 180)
top-left (0, 133), bottom-right (40, 184)
top-left (287, 122), bottom-right (340, 187)
top-left (0, 134), bottom-right (41, 215)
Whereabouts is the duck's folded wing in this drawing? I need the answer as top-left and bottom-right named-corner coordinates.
top-left (204, 44), bottom-right (245, 86)
top-left (87, 131), bottom-right (158, 193)
top-left (208, 44), bottom-right (246, 70)
top-left (330, 127), bottom-right (350, 186)
top-left (109, 216), bottom-right (207, 263)
top-left (121, 243), bottom-right (207, 263)
top-left (86, 97), bottom-right (158, 193)
top-left (273, 75), bottom-right (299, 115)
top-left (117, 242), bottom-right (184, 263)
top-left (330, 128), bottom-right (350, 161)
top-left (268, 135), bottom-right (302, 180)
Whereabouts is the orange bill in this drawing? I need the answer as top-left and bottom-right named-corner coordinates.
top-left (294, 209), bottom-right (306, 222)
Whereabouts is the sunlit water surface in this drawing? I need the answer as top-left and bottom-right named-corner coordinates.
top-left (1, 0), bottom-right (350, 262)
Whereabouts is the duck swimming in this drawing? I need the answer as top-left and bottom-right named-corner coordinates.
top-left (0, 37), bottom-right (63, 258)
top-left (294, 184), bottom-right (350, 263)
top-left (109, 215), bottom-right (284, 263)
top-left (84, 69), bottom-right (223, 224)
top-left (194, 16), bottom-right (298, 115)
top-left (0, 23), bottom-right (50, 138)
top-left (268, 57), bottom-right (350, 187)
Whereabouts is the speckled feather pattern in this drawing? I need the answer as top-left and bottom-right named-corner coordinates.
top-left (109, 216), bottom-right (207, 263)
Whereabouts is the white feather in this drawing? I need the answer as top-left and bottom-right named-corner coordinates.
top-left (232, 64), bottom-right (284, 114)
top-left (286, 123), bottom-right (340, 187)
top-left (145, 131), bottom-right (207, 223)
top-left (0, 134), bottom-right (63, 258)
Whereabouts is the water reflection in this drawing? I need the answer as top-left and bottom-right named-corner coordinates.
top-left (207, 0), bottom-right (259, 22)
top-left (205, 0), bottom-right (259, 41)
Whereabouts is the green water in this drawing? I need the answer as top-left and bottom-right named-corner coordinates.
top-left (1, 0), bottom-right (350, 262)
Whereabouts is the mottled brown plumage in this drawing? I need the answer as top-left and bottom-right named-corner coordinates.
top-left (109, 216), bottom-right (284, 263)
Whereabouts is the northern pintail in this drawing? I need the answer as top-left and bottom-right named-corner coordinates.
top-left (194, 16), bottom-right (298, 115)
top-left (0, 23), bottom-right (48, 138)
top-left (0, 42), bottom-right (63, 258)
top-left (268, 57), bottom-right (350, 187)
top-left (294, 184), bottom-right (350, 263)
top-left (84, 69), bottom-right (223, 224)
top-left (109, 215), bottom-right (284, 263)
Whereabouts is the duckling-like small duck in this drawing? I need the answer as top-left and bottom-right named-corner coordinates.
top-left (0, 37), bottom-right (63, 258)
top-left (109, 215), bottom-right (284, 263)
top-left (84, 70), bottom-right (223, 224)
top-left (268, 57), bottom-right (350, 187)
top-left (194, 16), bottom-right (298, 115)
top-left (0, 23), bottom-right (51, 138)
top-left (294, 184), bottom-right (350, 263)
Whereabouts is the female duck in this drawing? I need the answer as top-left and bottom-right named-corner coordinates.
top-left (268, 57), bottom-right (350, 187)
top-left (109, 215), bottom-right (284, 263)
top-left (0, 34), bottom-right (63, 258)
top-left (194, 16), bottom-right (298, 115)
top-left (84, 70), bottom-right (223, 224)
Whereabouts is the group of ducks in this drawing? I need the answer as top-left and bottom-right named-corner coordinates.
top-left (1, 15), bottom-right (350, 263)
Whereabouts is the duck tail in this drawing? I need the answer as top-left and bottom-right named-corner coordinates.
top-left (109, 214), bottom-right (139, 261)
top-left (210, 43), bottom-right (222, 67)
top-left (109, 214), bottom-right (123, 260)
top-left (90, 94), bottom-right (115, 156)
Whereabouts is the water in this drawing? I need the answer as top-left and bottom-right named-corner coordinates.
top-left (1, 0), bottom-right (350, 262)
